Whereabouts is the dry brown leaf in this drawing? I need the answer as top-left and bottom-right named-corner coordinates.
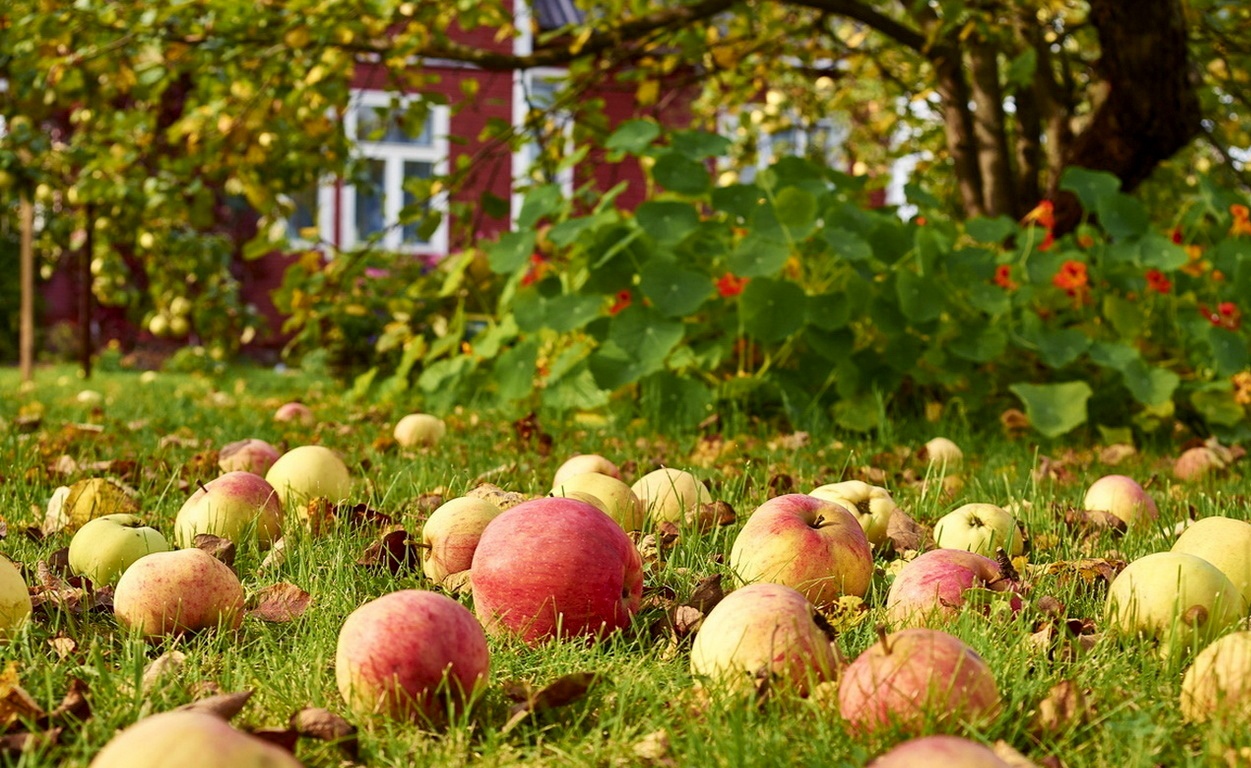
top-left (291, 706), bottom-right (358, 758)
top-left (141, 651), bottom-right (187, 693)
top-left (886, 508), bottom-right (927, 553)
top-left (303, 497), bottom-right (337, 536)
top-left (175, 690), bottom-right (254, 721)
top-left (0, 663), bottom-right (44, 730)
top-left (501, 672), bottom-right (600, 733)
top-left (1032, 680), bottom-right (1090, 736)
top-left (249, 727), bottom-right (299, 753)
top-left (1099, 443), bottom-right (1137, 465)
top-left (687, 574), bottom-right (725, 614)
top-left (633, 729), bottom-right (675, 766)
top-left (0, 728), bottom-right (61, 756)
top-left (337, 503), bottom-right (393, 528)
top-left (259, 537), bottom-right (288, 572)
top-left (668, 605), bottom-right (705, 637)
top-left (992, 740), bottom-right (1042, 768)
top-left (701, 500), bottom-right (737, 527)
top-left (192, 534), bottom-right (236, 568)
top-left (357, 529), bottom-right (420, 575)
top-left (38, 678), bottom-right (90, 729)
top-left (465, 482), bottom-right (529, 511)
top-left (247, 583), bottom-right (312, 623)
top-left (47, 636), bottom-right (76, 660)
top-left (440, 569), bottom-right (474, 596)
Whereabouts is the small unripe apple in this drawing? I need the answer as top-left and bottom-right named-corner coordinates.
top-left (551, 472), bottom-right (645, 532)
top-left (933, 503), bottom-right (1024, 557)
top-left (113, 549), bottom-right (245, 641)
top-left (88, 710), bottom-right (303, 768)
top-left (68, 514), bottom-right (170, 585)
top-left (1180, 630), bottom-right (1251, 724)
top-left (1083, 474), bottom-right (1158, 529)
top-left (631, 467), bottom-right (713, 529)
top-left (0, 556), bottom-right (32, 639)
top-left (1171, 516), bottom-right (1251, 607)
top-left (393, 413), bottom-right (446, 447)
top-left (264, 445), bottom-right (352, 509)
top-left (421, 496), bottom-right (502, 583)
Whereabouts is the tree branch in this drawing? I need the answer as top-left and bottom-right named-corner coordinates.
top-left (786, 0), bottom-right (927, 53)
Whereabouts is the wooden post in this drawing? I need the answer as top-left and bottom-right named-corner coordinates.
top-left (80, 204), bottom-right (93, 378)
top-left (19, 193), bottom-right (34, 383)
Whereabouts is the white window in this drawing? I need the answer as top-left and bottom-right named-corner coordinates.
top-left (511, 68), bottom-right (573, 221)
top-left (718, 109), bottom-right (848, 184)
top-left (341, 91), bottom-right (450, 254)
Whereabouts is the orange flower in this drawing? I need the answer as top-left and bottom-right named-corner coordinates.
top-left (1024, 200), bottom-right (1056, 229)
top-left (993, 265), bottom-right (1018, 291)
top-left (608, 289), bottom-right (632, 315)
top-left (1200, 302), bottom-right (1242, 330)
top-left (1039, 231), bottom-right (1056, 252)
top-left (1145, 269), bottom-right (1172, 294)
top-left (716, 273), bottom-right (749, 298)
top-left (520, 253), bottom-right (548, 286)
top-left (1052, 260), bottom-right (1088, 296)
top-left (914, 216), bottom-right (927, 226)
top-left (1231, 204), bottom-right (1251, 236)
top-left (1077, 233), bottom-right (1095, 249)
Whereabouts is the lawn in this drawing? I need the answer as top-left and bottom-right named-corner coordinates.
top-left (0, 362), bottom-right (1247, 767)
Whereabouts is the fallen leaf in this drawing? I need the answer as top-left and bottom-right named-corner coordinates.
top-left (0, 728), bottom-right (61, 756)
top-left (0, 663), bottom-right (44, 730)
top-left (1099, 443), bottom-right (1136, 465)
top-left (141, 651), bottom-right (187, 693)
top-left (1032, 680), bottom-right (1089, 736)
top-left (357, 529), bottom-right (420, 575)
top-left (501, 672), bottom-right (599, 733)
top-left (249, 727), bottom-right (299, 753)
top-left (886, 508), bottom-right (927, 553)
top-left (337, 503), bottom-right (393, 528)
top-left (259, 538), bottom-right (288, 572)
top-left (633, 729), bottom-right (675, 766)
top-left (992, 740), bottom-right (1042, 768)
top-left (465, 483), bottom-right (529, 511)
top-left (47, 637), bottom-right (76, 660)
top-left (247, 583), bottom-right (312, 623)
top-left (192, 534), bottom-right (236, 568)
top-left (668, 605), bottom-right (704, 637)
top-left (37, 678), bottom-right (90, 729)
top-left (439, 570), bottom-right (474, 596)
top-left (175, 690), bottom-right (254, 721)
top-left (291, 706), bottom-right (358, 758)
top-left (687, 574), bottom-right (725, 614)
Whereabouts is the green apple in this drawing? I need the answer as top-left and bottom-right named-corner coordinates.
top-left (174, 471), bottom-right (283, 549)
top-left (1180, 630), bottom-right (1251, 724)
top-left (393, 412), bottom-right (446, 447)
top-left (630, 467), bottom-right (713, 530)
top-left (421, 496), bottom-right (502, 583)
top-left (0, 555), bottom-right (32, 639)
top-left (808, 480), bottom-right (899, 549)
top-left (1083, 474), bottom-right (1158, 529)
top-left (68, 514), bottom-right (170, 585)
top-left (552, 453), bottom-right (621, 487)
top-left (551, 472), bottom-right (645, 532)
top-left (88, 710), bottom-right (303, 768)
top-left (1171, 516), bottom-right (1251, 606)
top-left (264, 444), bottom-right (352, 510)
top-left (933, 503), bottom-right (1024, 557)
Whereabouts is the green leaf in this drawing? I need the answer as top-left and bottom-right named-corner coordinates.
top-left (1009, 381), bottom-right (1093, 437)
top-left (711, 184), bottom-right (761, 220)
top-left (639, 261), bottom-right (713, 317)
top-left (640, 372), bottom-right (713, 431)
top-left (1006, 48), bottom-right (1037, 88)
top-left (1060, 167), bottom-right (1120, 210)
top-left (1102, 294), bottom-right (1144, 340)
top-left (513, 287), bottom-right (603, 333)
top-left (1096, 193), bottom-right (1149, 240)
top-left (1209, 326), bottom-right (1250, 376)
top-left (605, 119), bottom-right (660, 155)
top-left (1192, 387), bottom-right (1246, 427)
top-left (774, 186), bottom-right (818, 236)
top-left (740, 278), bottom-right (807, 343)
top-left (516, 184), bottom-right (564, 229)
top-left (652, 151), bottom-right (710, 196)
top-left (822, 228), bottom-right (873, 262)
top-left (548, 212), bottom-right (611, 247)
top-left (607, 304), bottom-right (685, 368)
top-left (635, 201), bottom-right (699, 244)
top-left (728, 234), bottom-right (790, 277)
top-left (895, 271), bottom-right (944, 324)
top-left (1033, 328), bottom-right (1091, 369)
top-left (806, 292), bottom-right (855, 331)
top-left (1089, 341), bottom-right (1140, 371)
top-left (949, 324), bottom-right (1008, 362)
top-left (493, 341), bottom-right (539, 402)
top-left (1121, 359), bottom-right (1180, 406)
top-left (966, 216), bottom-right (1016, 244)
top-left (833, 393), bottom-right (881, 432)
top-left (1137, 234), bottom-right (1188, 270)
top-left (487, 231), bottom-right (536, 273)
top-left (670, 129), bottom-right (732, 160)
top-left (967, 283), bottom-right (1011, 317)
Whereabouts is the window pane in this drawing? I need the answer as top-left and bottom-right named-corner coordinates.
top-left (401, 161), bottom-right (434, 245)
top-left (355, 159), bottom-right (387, 241)
top-left (287, 186), bottom-right (319, 241)
top-left (356, 103), bottom-right (432, 145)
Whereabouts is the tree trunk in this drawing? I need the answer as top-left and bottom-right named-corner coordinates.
top-left (932, 45), bottom-right (986, 218)
top-left (968, 40), bottom-right (1017, 217)
top-left (19, 194), bottom-right (35, 383)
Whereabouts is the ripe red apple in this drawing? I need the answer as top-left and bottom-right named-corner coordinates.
top-left (471, 497), bottom-right (643, 645)
top-left (839, 627), bottom-right (1000, 733)
top-left (1083, 474), bottom-right (1158, 529)
top-left (336, 589), bottom-right (490, 724)
top-left (273, 401), bottom-right (315, 425)
top-left (175, 471), bottom-right (283, 549)
top-left (729, 494), bottom-right (873, 606)
top-left (869, 735), bottom-right (1011, 767)
top-left (421, 496), bottom-right (502, 583)
top-left (113, 549), bottom-right (245, 640)
top-left (217, 438), bottom-right (282, 476)
top-left (689, 582), bottom-right (838, 696)
top-left (88, 710), bottom-right (304, 768)
top-left (885, 549), bottom-right (1020, 628)
top-left (552, 453), bottom-right (621, 487)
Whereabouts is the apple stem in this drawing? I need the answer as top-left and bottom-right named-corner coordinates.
top-left (811, 514), bottom-right (825, 529)
top-left (197, 480), bottom-right (209, 493)
top-left (875, 624), bottom-right (891, 655)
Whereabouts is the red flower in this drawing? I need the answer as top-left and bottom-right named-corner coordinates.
top-left (1039, 231), bottom-right (1056, 252)
top-left (609, 289), bottom-right (632, 315)
top-left (1231, 204), bottom-right (1251, 236)
top-left (716, 273), bottom-right (749, 298)
top-left (1024, 200), bottom-right (1056, 251)
top-left (1170, 227), bottom-right (1184, 244)
top-left (1200, 302), bottom-right (1242, 330)
top-left (520, 252), bottom-right (548, 287)
top-left (1052, 260), bottom-right (1088, 296)
top-left (914, 216), bottom-right (927, 226)
top-left (993, 265), bottom-right (1018, 291)
top-left (1145, 269), bottom-right (1172, 294)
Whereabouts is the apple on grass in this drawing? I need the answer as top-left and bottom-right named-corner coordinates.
top-left (689, 582), bottom-right (838, 697)
top-left (1083, 474), bottom-right (1158, 529)
top-left (552, 453), bottom-right (621, 487)
top-left (808, 480), bottom-right (899, 549)
top-left (729, 494), bottom-right (873, 606)
top-left (839, 627), bottom-right (1000, 733)
top-left (88, 710), bottom-right (303, 768)
top-left (217, 438), bottom-right (282, 476)
top-left (273, 401), bottom-right (314, 425)
top-left (1171, 516), bottom-right (1251, 606)
top-left (393, 413), bottom-right (446, 448)
top-left (113, 549), bottom-right (245, 641)
top-left (175, 471), bottom-right (283, 550)
top-left (1105, 550), bottom-right (1246, 660)
top-left (421, 496), bottom-right (502, 584)
top-left (885, 548), bottom-right (1021, 628)
top-left (68, 514), bottom-right (169, 585)
top-left (630, 467), bottom-right (714, 530)
top-left (264, 444), bottom-right (352, 511)
top-left (471, 497), bottom-right (644, 645)
top-left (551, 472), bottom-right (645, 532)
top-left (932, 503), bottom-right (1024, 558)
top-left (336, 589), bottom-right (489, 725)
top-left (0, 556), bottom-right (32, 639)
top-left (868, 735), bottom-right (1011, 768)
top-left (1180, 630), bottom-right (1251, 724)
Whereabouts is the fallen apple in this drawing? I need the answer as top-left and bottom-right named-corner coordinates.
top-left (1171, 516), bottom-right (1251, 606)
top-left (264, 444), bottom-right (352, 510)
top-left (393, 412), bottom-right (446, 448)
top-left (885, 548), bottom-right (1020, 628)
top-left (808, 480), bottom-right (899, 549)
top-left (924, 437), bottom-right (964, 472)
top-left (0, 555), bottom-right (32, 639)
top-left (217, 438), bottom-right (282, 476)
top-left (552, 453), bottom-right (621, 487)
top-left (68, 513), bottom-right (170, 586)
top-left (690, 582), bottom-right (837, 697)
top-left (932, 503), bottom-right (1024, 558)
top-left (336, 589), bottom-right (490, 724)
top-left (1083, 474), bottom-right (1158, 529)
top-left (729, 493), bottom-right (873, 606)
top-left (1105, 550), bottom-right (1246, 659)
top-left (421, 496), bottom-right (502, 584)
top-left (868, 735), bottom-right (1011, 767)
top-left (1180, 630), bottom-right (1251, 724)
top-left (113, 548), bottom-right (245, 641)
top-left (273, 401), bottom-right (315, 425)
top-left (551, 472), bottom-right (645, 532)
top-left (87, 710), bottom-right (303, 768)
top-left (174, 471), bottom-right (284, 550)
top-left (839, 627), bottom-right (1000, 733)
top-left (630, 467), bottom-right (714, 530)
top-left (471, 496), bottom-right (643, 645)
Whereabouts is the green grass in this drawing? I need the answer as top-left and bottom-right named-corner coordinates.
top-left (1, 362), bottom-right (1249, 767)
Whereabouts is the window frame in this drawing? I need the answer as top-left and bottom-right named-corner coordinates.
top-left (511, 67), bottom-right (574, 223)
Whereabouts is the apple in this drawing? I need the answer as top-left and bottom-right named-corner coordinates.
top-left (868, 735), bottom-right (1011, 768)
top-left (808, 480), bottom-right (899, 549)
top-left (932, 503), bottom-right (1024, 558)
top-left (336, 589), bottom-right (490, 724)
top-left (551, 472), bottom-right (645, 532)
top-left (175, 471), bottom-right (284, 550)
top-left (923, 437), bottom-right (963, 471)
top-left (421, 496), bottom-right (502, 584)
top-left (264, 444), bottom-right (352, 509)
top-left (1105, 550), bottom-right (1246, 659)
top-left (1180, 630), bottom-right (1251, 724)
top-left (273, 401), bottom-right (315, 425)
top-left (689, 582), bottom-right (837, 697)
top-left (839, 627), bottom-right (1000, 733)
top-left (1083, 474), bottom-right (1158, 529)
top-left (885, 548), bottom-right (1020, 628)
top-left (393, 413), bottom-right (446, 448)
top-left (113, 549), bottom-right (245, 641)
top-left (553, 453), bottom-right (621, 487)
top-left (0, 555), bottom-right (32, 639)
top-left (630, 467), bottom-right (713, 530)
top-left (217, 438), bottom-right (282, 476)
top-left (729, 493), bottom-right (873, 606)
top-left (68, 514), bottom-right (170, 585)
top-left (470, 497), bottom-right (644, 645)
top-left (88, 710), bottom-right (303, 768)
top-left (1171, 516), bottom-right (1251, 606)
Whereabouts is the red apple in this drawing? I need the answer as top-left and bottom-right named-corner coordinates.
top-left (1083, 474), bottom-right (1158, 529)
top-left (470, 497), bottom-right (643, 645)
top-left (885, 549), bottom-right (1020, 628)
top-left (336, 589), bottom-right (490, 724)
top-left (729, 494), bottom-right (873, 606)
top-left (88, 710), bottom-right (304, 768)
top-left (869, 735), bottom-right (1011, 767)
top-left (273, 401), bottom-right (315, 425)
top-left (113, 549), bottom-right (245, 640)
top-left (175, 471), bottom-right (283, 549)
top-left (217, 438), bottom-right (282, 476)
top-left (839, 627), bottom-right (1001, 733)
